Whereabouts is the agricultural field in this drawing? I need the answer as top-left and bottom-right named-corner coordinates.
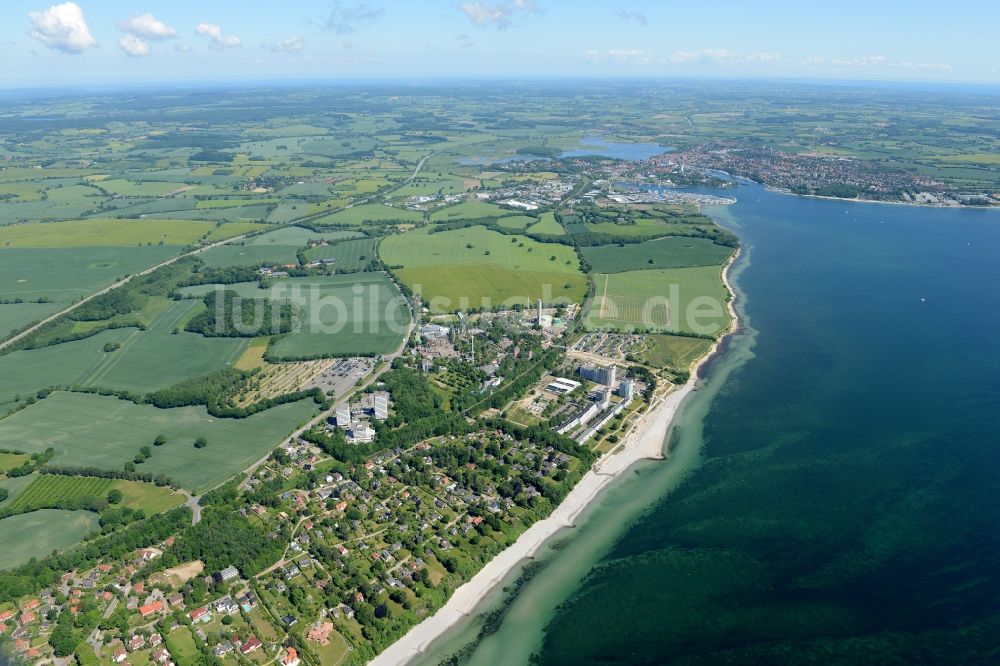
top-left (0, 300), bottom-right (247, 404)
top-left (6, 474), bottom-right (182, 514)
top-left (587, 266), bottom-right (731, 335)
top-left (0, 218), bottom-right (245, 248)
top-left (302, 237), bottom-right (378, 271)
top-left (0, 302), bottom-right (64, 339)
top-left (580, 236), bottom-right (734, 273)
top-left (0, 509), bottom-right (100, 570)
top-left (180, 273), bottom-right (408, 359)
top-left (310, 203), bottom-right (424, 227)
top-left (0, 391), bottom-right (319, 493)
top-left (381, 225), bottom-right (587, 312)
top-left (0, 246), bottom-right (178, 303)
top-left (526, 211), bottom-right (566, 235)
top-left (198, 226), bottom-right (361, 268)
top-left (429, 200), bottom-right (511, 222)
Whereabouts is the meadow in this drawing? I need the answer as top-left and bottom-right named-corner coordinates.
top-left (0, 510), bottom-right (100, 570)
top-left (381, 225), bottom-right (587, 312)
top-left (0, 391), bottom-right (319, 493)
top-left (587, 267), bottom-right (731, 335)
top-left (0, 302), bottom-right (64, 338)
top-left (581, 237), bottom-right (734, 273)
top-left (526, 211), bottom-right (566, 235)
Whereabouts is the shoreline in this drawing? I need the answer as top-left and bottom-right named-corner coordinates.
top-left (370, 251), bottom-right (743, 666)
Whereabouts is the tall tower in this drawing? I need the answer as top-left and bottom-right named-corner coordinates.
top-left (537, 299), bottom-right (543, 325)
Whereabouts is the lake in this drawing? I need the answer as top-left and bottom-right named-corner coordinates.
top-left (415, 184), bottom-right (1000, 664)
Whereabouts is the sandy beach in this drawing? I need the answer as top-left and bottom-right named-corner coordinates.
top-left (370, 252), bottom-right (742, 666)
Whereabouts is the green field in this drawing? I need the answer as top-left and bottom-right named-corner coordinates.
top-left (180, 273), bottom-right (408, 359)
top-left (303, 238), bottom-right (377, 270)
top-left (0, 302), bottom-right (64, 339)
top-left (527, 211), bottom-right (566, 235)
top-left (0, 246), bottom-right (178, 303)
top-left (0, 509), bottom-right (100, 570)
top-left (430, 200), bottom-right (510, 221)
top-left (587, 267), bottom-right (731, 335)
top-left (0, 301), bottom-right (247, 404)
top-left (8, 475), bottom-right (184, 514)
top-left (9, 475), bottom-right (114, 512)
top-left (0, 218), bottom-right (231, 248)
top-left (164, 626), bottom-right (200, 666)
top-left (0, 392), bottom-right (319, 492)
top-left (496, 215), bottom-right (537, 230)
top-left (0, 452), bottom-right (29, 473)
top-left (639, 334), bottom-right (715, 370)
top-left (584, 218), bottom-right (687, 238)
top-left (311, 203), bottom-right (424, 227)
top-left (381, 225), bottom-right (587, 312)
top-left (580, 237), bottom-right (734, 273)
top-left (198, 227), bottom-right (363, 268)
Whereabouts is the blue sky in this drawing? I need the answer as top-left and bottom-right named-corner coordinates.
top-left (3, 0), bottom-right (999, 87)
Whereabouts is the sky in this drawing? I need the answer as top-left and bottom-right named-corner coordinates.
top-left (3, 0), bottom-right (999, 87)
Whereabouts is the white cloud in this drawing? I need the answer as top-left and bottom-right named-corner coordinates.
top-left (615, 10), bottom-right (648, 26)
top-left (585, 49), bottom-right (651, 66)
top-left (119, 34), bottom-right (149, 57)
top-left (666, 49), bottom-right (780, 65)
top-left (274, 35), bottom-right (305, 53)
top-left (460, 0), bottom-right (539, 29)
top-left (803, 55), bottom-right (949, 71)
top-left (119, 13), bottom-right (176, 40)
top-left (175, 42), bottom-right (192, 53)
top-left (27, 2), bottom-right (96, 54)
top-left (668, 49), bottom-right (734, 64)
top-left (195, 22), bottom-right (241, 49)
top-left (326, 2), bottom-right (383, 34)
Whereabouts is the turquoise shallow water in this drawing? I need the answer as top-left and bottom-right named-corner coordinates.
top-left (416, 184), bottom-right (1000, 665)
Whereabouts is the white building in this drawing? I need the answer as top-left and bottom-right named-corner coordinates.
top-left (373, 392), bottom-right (389, 420)
top-left (350, 423), bottom-right (375, 443)
top-left (335, 404), bottom-right (351, 428)
top-left (546, 377), bottom-right (581, 395)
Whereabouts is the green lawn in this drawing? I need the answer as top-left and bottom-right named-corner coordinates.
top-left (0, 391), bottom-right (319, 493)
top-left (198, 227), bottom-right (363, 268)
top-left (381, 225), bottom-right (587, 312)
top-left (165, 626), bottom-right (200, 666)
top-left (0, 509), bottom-right (99, 570)
top-left (587, 267), bottom-right (731, 336)
top-left (0, 452), bottom-right (30, 473)
top-left (580, 237), bottom-right (734, 273)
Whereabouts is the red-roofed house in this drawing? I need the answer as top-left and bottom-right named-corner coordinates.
top-left (19, 612), bottom-right (35, 625)
top-left (0, 610), bottom-right (12, 623)
top-left (139, 601), bottom-right (164, 618)
top-left (22, 599), bottom-right (39, 611)
top-left (152, 646), bottom-right (171, 664)
top-left (112, 646), bottom-right (128, 663)
top-left (190, 607), bottom-right (211, 623)
top-left (128, 634), bottom-right (146, 651)
top-left (283, 647), bottom-right (300, 666)
top-left (163, 536), bottom-right (176, 547)
top-left (240, 636), bottom-right (262, 654)
top-left (133, 582), bottom-right (145, 595)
